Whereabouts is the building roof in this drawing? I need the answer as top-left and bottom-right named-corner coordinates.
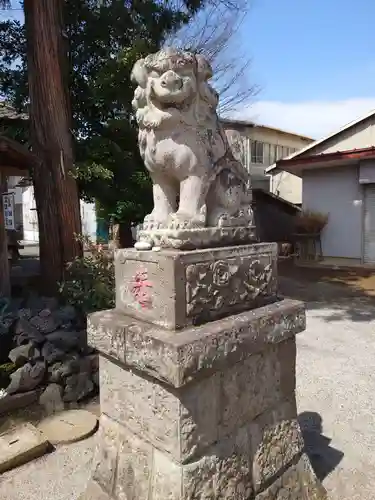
top-left (275, 146), bottom-right (375, 177)
top-left (0, 103), bottom-right (28, 121)
top-left (220, 117), bottom-right (313, 142)
top-left (265, 108), bottom-right (375, 174)
top-left (0, 135), bottom-right (39, 175)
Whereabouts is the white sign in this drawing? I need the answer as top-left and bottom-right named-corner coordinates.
top-left (2, 193), bottom-right (15, 230)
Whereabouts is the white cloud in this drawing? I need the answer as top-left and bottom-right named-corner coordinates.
top-left (231, 98), bottom-right (375, 139)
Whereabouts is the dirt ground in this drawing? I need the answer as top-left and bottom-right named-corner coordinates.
top-left (278, 259), bottom-right (375, 298)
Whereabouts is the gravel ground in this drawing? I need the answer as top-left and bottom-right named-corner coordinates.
top-left (0, 293), bottom-right (375, 499)
top-left (296, 298), bottom-right (375, 500)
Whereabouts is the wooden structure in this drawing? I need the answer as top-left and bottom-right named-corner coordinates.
top-left (293, 232), bottom-right (323, 262)
top-left (0, 135), bottom-right (39, 296)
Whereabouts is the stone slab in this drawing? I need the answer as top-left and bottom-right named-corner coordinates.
top-left (89, 413), bottom-right (253, 500)
top-left (37, 409), bottom-right (99, 445)
top-left (99, 339), bottom-right (297, 464)
top-left (136, 224), bottom-right (257, 250)
top-left (0, 390), bottom-right (39, 416)
top-left (88, 298), bottom-right (305, 387)
top-left (255, 453), bottom-right (328, 499)
top-left (0, 422), bottom-right (50, 473)
top-left (115, 243), bottom-right (278, 330)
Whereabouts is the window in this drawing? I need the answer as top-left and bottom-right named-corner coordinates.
top-left (276, 145), bottom-right (283, 161)
top-left (269, 144), bottom-right (276, 165)
top-left (263, 143), bottom-right (270, 166)
top-left (251, 141), bottom-right (264, 164)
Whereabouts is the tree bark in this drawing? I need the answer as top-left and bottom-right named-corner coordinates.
top-left (24, 0), bottom-right (82, 294)
top-left (119, 222), bottom-right (134, 248)
top-left (0, 173), bottom-right (11, 297)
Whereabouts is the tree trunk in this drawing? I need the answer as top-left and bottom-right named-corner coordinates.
top-left (119, 222), bottom-right (134, 248)
top-left (24, 0), bottom-right (82, 294)
top-left (0, 174), bottom-right (11, 297)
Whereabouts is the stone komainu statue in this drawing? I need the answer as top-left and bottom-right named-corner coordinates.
top-left (131, 48), bottom-right (254, 250)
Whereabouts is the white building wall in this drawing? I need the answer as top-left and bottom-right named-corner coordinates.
top-left (303, 166), bottom-right (363, 259)
top-left (22, 185), bottom-right (97, 243)
top-left (270, 171), bottom-right (302, 204)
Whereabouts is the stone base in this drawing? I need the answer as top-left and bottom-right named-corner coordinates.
top-left (82, 299), bottom-right (327, 499)
top-left (136, 225), bottom-right (257, 250)
top-left (115, 243), bottom-right (278, 330)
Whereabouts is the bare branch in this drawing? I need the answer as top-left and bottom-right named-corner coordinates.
top-left (167, 0), bottom-right (258, 113)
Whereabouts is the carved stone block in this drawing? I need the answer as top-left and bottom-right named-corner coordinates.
top-left (88, 299), bottom-right (305, 387)
top-left (115, 243), bottom-right (278, 330)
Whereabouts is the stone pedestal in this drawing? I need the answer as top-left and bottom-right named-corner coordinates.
top-left (80, 244), bottom-right (327, 499)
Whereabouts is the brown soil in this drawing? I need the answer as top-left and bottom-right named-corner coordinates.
top-left (278, 260), bottom-right (375, 297)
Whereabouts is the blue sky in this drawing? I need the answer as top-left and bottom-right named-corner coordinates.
top-left (239, 0), bottom-right (375, 137)
top-left (2, 0), bottom-right (375, 138)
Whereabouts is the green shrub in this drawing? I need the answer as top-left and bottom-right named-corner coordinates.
top-left (59, 235), bottom-right (115, 314)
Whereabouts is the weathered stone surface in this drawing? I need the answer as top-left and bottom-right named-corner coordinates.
top-left (39, 383), bottom-right (64, 414)
top-left (89, 413), bottom-right (253, 500)
top-left (45, 330), bottom-right (85, 351)
top-left (131, 49), bottom-right (254, 251)
top-left (114, 424), bottom-right (153, 500)
top-left (63, 372), bottom-right (94, 402)
top-left (151, 450), bottom-right (182, 500)
top-left (47, 355), bottom-right (81, 383)
top-left (30, 314), bottom-right (59, 334)
top-left (250, 399), bottom-right (304, 492)
top-left (8, 343), bottom-right (35, 366)
top-left (219, 348), bottom-right (281, 439)
top-left (0, 423), bottom-right (50, 474)
top-left (37, 409), bottom-right (98, 445)
top-left (255, 453), bottom-right (328, 499)
top-left (92, 414), bottom-right (119, 494)
top-left (0, 390), bottom-right (39, 416)
top-left (6, 360), bottom-right (46, 394)
top-left (78, 481), bottom-right (111, 500)
top-left (41, 341), bottom-right (67, 364)
top-left (15, 318), bottom-right (45, 345)
top-left (115, 244), bottom-right (277, 330)
top-left (100, 356), bottom-right (181, 460)
top-left (88, 298), bottom-right (305, 387)
top-left (182, 427), bottom-right (253, 500)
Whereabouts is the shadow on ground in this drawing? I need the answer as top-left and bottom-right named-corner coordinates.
top-left (279, 260), bottom-right (375, 323)
top-left (298, 411), bottom-right (344, 481)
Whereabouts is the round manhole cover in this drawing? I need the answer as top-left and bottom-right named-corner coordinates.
top-left (37, 409), bottom-right (99, 445)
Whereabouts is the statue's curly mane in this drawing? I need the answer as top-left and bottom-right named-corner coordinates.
top-left (131, 49), bottom-right (220, 130)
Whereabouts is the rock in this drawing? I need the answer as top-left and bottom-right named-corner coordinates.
top-left (30, 315), bottom-right (59, 334)
top-left (6, 361), bottom-right (46, 394)
top-left (14, 318), bottom-right (45, 345)
top-left (46, 330), bottom-right (86, 351)
top-left (53, 305), bottom-right (77, 324)
top-left (17, 308), bottom-right (32, 320)
top-left (63, 373), bottom-right (94, 402)
top-left (8, 343), bottom-right (35, 367)
top-left (41, 342), bottom-right (67, 365)
top-left (39, 309), bottom-right (52, 318)
top-left (39, 384), bottom-right (64, 414)
top-left (47, 355), bottom-right (81, 383)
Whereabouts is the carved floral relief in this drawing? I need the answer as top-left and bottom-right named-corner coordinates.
top-left (185, 256), bottom-right (274, 317)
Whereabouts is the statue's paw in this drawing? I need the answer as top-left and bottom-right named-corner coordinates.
top-left (167, 212), bottom-right (203, 230)
top-left (143, 213), bottom-right (167, 230)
